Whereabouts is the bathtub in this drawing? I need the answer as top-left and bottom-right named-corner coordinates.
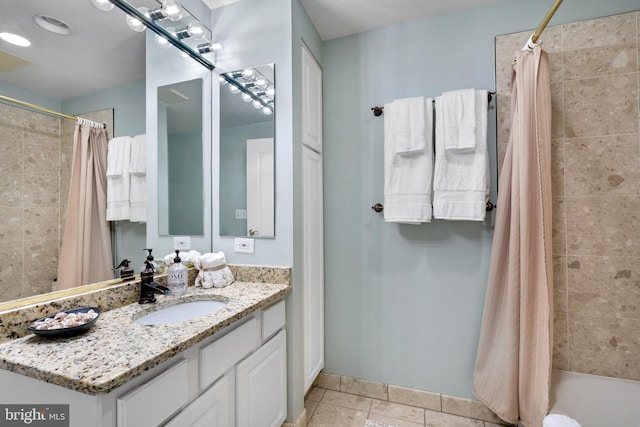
top-left (547, 369), bottom-right (640, 427)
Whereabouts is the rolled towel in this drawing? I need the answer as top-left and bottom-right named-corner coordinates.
top-left (194, 252), bottom-right (233, 288)
top-left (543, 414), bottom-right (582, 427)
top-left (163, 250), bottom-right (201, 267)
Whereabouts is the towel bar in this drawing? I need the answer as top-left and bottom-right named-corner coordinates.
top-left (371, 91), bottom-right (495, 117)
top-left (371, 201), bottom-right (496, 213)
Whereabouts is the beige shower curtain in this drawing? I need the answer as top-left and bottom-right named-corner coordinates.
top-left (57, 124), bottom-right (113, 290)
top-left (473, 46), bottom-right (553, 427)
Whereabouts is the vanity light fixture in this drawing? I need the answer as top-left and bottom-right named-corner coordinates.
top-left (221, 68), bottom-right (275, 115)
top-left (0, 32), bottom-right (31, 47)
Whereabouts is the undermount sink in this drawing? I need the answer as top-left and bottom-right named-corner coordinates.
top-left (134, 300), bottom-right (227, 325)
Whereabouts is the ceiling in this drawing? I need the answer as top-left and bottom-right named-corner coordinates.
top-left (0, 0), bottom-right (502, 101)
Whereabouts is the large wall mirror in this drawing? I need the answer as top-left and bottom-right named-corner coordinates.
top-left (0, 0), bottom-right (212, 308)
top-left (219, 64), bottom-right (276, 238)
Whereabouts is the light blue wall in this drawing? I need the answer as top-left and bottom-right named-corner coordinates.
top-left (0, 82), bottom-right (60, 111)
top-left (169, 130), bottom-right (204, 235)
top-left (322, 0), bottom-right (639, 399)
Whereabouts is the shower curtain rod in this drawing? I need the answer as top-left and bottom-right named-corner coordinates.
top-left (0, 94), bottom-right (106, 129)
top-left (527, 0), bottom-right (564, 47)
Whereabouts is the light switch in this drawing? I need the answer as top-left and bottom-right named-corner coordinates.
top-left (235, 209), bottom-right (247, 219)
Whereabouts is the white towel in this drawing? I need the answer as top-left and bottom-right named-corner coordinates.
top-left (383, 97), bottom-right (434, 224)
top-left (543, 414), bottom-right (582, 427)
top-left (442, 89), bottom-right (477, 153)
top-left (384, 97), bottom-right (429, 154)
top-left (194, 252), bottom-right (234, 288)
top-left (433, 90), bottom-right (489, 221)
top-left (163, 250), bottom-right (201, 267)
top-left (106, 136), bottom-right (131, 221)
top-left (129, 134), bottom-right (146, 174)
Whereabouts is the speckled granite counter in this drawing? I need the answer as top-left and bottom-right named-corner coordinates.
top-left (0, 267), bottom-right (290, 395)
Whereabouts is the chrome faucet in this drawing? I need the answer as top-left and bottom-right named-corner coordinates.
top-left (139, 260), bottom-right (170, 304)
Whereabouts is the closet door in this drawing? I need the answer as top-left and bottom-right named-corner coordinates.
top-left (302, 144), bottom-right (324, 392)
top-left (301, 43), bottom-right (324, 393)
top-left (301, 44), bottom-right (323, 153)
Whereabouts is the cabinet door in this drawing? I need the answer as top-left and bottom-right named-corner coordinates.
top-left (164, 372), bottom-right (234, 427)
top-left (236, 329), bottom-right (286, 427)
top-left (302, 146), bottom-right (324, 392)
top-left (301, 44), bottom-right (322, 153)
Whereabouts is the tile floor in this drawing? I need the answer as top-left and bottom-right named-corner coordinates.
top-left (305, 387), bottom-right (505, 427)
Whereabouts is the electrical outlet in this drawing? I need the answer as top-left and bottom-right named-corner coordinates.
top-left (173, 236), bottom-right (191, 250)
top-left (234, 237), bottom-right (254, 254)
top-left (235, 209), bottom-right (247, 219)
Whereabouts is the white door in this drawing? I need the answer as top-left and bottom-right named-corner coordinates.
top-left (236, 330), bottom-right (287, 427)
top-left (301, 45), bottom-right (322, 153)
top-left (246, 138), bottom-right (275, 237)
top-left (302, 145), bottom-right (324, 392)
top-left (164, 372), bottom-right (234, 427)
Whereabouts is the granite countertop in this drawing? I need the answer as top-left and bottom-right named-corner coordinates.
top-left (0, 281), bottom-right (290, 395)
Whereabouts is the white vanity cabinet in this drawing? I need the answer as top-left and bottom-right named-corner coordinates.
top-left (0, 300), bottom-right (286, 427)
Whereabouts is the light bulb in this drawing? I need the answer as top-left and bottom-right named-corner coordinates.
top-left (242, 69), bottom-right (254, 79)
top-left (161, 0), bottom-right (183, 21)
top-left (265, 85), bottom-right (275, 97)
top-left (126, 7), bottom-right (149, 32)
top-left (241, 93), bottom-right (252, 103)
top-left (228, 85), bottom-right (240, 94)
top-left (91, 0), bottom-right (114, 12)
top-left (262, 107), bottom-right (273, 115)
top-left (155, 33), bottom-right (172, 49)
top-left (187, 21), bottom-right (206, 40)
top-left (219, 76), bottom-right (228, 85)
top-left (252, 100), bottom-right (262, 109)
top-left (255, 77), bottom-right (267, 88)
top-left (209, 42), bottom-right (222, 51)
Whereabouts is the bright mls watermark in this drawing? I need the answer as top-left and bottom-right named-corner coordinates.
top-left (0, 405), bottom-right (69, 426)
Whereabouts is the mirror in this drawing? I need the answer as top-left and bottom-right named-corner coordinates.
top-left (0, 0), bottom-right (212, 307)
top-left (219, 64), bottom-right (276, 238)
top-left (157, 78), bottom-right (204, 236)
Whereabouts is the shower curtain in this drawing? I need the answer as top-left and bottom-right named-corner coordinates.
top-left (473, 46), bottom-right (553, 427)
top-left (57, 123), bottom-right (113, 289)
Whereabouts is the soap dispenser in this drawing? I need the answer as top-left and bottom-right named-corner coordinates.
top-left (167, 250), bottom-right (188, 295)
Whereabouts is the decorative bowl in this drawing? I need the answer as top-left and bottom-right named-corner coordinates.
top-left (27, 306), bottom-right (101, 338)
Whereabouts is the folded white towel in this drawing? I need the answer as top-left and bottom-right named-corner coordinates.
top-left (194, 252), bottom-right (233, 288)
top-left (543, 414), bottom-right (582, 427)
top-left (383, 97), bottom-right (434, 224)
top-left (129, 174), bottom-right (146, 223)
top-left (384, 97), bottom-right (429, 154)
top-left (433, 90), bottom-right (489, 221)
top-left (129, 134), bottom-right (146, 174)
top-left (106, 136), bottom-right (131, 221)
top-left (442, 89), bottom-right (477, 153)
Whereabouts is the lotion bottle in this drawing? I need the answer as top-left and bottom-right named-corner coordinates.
top-left (167, 250), bottom-right (188, 295)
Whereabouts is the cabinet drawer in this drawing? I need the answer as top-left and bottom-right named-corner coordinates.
top-left (262, 300), bottom-right (285, 340)
top-left (200, 316), bottom-right (259, 390)
top-left (117, 359), bottom-right (189, 427)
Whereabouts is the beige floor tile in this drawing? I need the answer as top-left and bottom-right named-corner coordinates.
top-left (314, 372), bottom-right (341, 391)
top-left (367, 413), bottom-right (425, 427)
top-left (321, 389), bottom-right (373, 412)
top-left (424, 410), bottom-right (484, 427)
top-left (441, 396), bottom-right (502, 423)
top-left (306, 386), bottom-right (326, 402)
top-left (307, 403), bottom-right (368, 427)
top-left (388, 384), bottom-right (441, 411)
top-left (341, 375), bottom-right (389, 400)
top-left (370, 399), bottom-right (425, 424)
top-left (483, 423), bottom-right (504, 427)
top-left (305, 399), bottom-right (320, 421)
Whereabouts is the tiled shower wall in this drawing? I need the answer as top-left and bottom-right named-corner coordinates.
top-left (0, 105), bottom-right (113, 303)
top-left (495, 11), bottom-right (640, 381)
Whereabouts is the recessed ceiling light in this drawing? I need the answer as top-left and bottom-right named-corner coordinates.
top-left (33, 14), bottom-right (73, 35)
top-left (0, 32), bottom-right (31, 47)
